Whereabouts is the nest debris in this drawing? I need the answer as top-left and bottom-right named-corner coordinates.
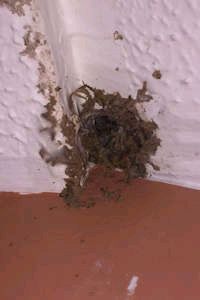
top-left (59, 82), bottom-right (160, 207)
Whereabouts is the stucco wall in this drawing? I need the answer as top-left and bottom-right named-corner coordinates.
top-left (39, 0), bottom-right (200, 190)
top-left (1, 0), bottom-right (200, 192)
top-left (0, 1), bottom-right (65, 192)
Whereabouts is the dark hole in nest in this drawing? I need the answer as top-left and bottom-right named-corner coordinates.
top-left (79, 93), bottom-right (160, 179)
top-left (81, 112), bottom-right (119, 149)
top-left (60, 83), bottom-right (160, 207)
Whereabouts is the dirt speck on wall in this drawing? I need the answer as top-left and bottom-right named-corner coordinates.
top-left (0, 0), bottom-right (32, 16)
top-left (152, 70), bottom-right (162, 80)
top-left (113, 30), bottom-right (123, 40)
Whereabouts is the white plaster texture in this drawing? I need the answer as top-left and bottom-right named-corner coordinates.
top-left (39, 0), bottom-right (200, 190)
top-left (0, 3), bottom-right (65, 193)
top-left (1, 0), bottom-right (200, 193)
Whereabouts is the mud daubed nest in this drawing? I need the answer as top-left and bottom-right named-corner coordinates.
top-left (60, 82), bottom-right (160, 206)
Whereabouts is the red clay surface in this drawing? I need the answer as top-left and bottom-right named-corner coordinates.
top-left (1, 169), bottom-right (200, 299)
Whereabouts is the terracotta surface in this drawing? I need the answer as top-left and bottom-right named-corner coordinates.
top-left (1, 169), bottom-right (200, 299)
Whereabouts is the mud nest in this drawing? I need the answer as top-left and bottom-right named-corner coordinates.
top-left (60, 82), bottom-right (160, 206)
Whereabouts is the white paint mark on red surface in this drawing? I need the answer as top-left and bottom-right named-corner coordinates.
top-left (127, 275), bottom-right (139, 297)
top-left (95, 260), bottom-right (103, 269)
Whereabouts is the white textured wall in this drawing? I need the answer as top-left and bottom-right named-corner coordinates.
top-left (39, 0), bottom-right (200, 190)
top-left (0, 3), bottom-right (65, 193)
top-left (1, 0), bottom-right (200, 193)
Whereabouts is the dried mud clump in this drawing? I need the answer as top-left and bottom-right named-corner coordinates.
top-left (60, 82), bottom-right (160, 207)
top-left (21, 28), bottom-right (44, 58)
top-left (152, 70), bottom-right (162, 80)
top-left (113, 30), bottom-right (124, 40)
top-left (0, 0), bottom-right (32, 16)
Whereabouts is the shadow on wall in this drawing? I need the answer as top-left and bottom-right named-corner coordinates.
top-left (37, 0), bottom-right (80, 116)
